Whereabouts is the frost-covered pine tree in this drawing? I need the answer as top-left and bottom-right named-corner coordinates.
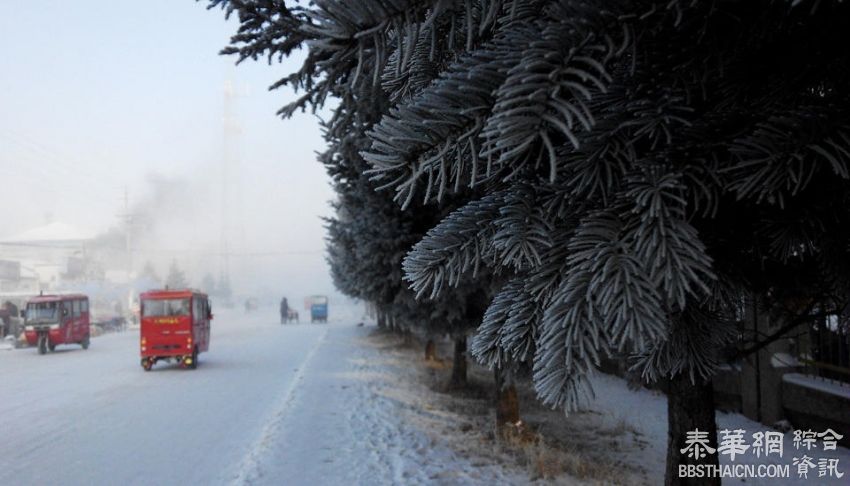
top-left (165, 259), bottom-right (189, 289)
top-left (200, 273), bottom-right (217, 295)
top-left (316, 63), bottom-right (492, 388)
top-left (318, 82), bottom-right (420, 328)
top-left (210, 1), bottom-right (850, 484)
top-left (140, 261), bottom-right (161, 286)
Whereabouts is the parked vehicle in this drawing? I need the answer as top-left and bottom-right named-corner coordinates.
top-left (22, 293), bottom-right (90, 354)
top-left (92, 316), bottom-right (127, 334)
top-left (309, 295), bottom-right (328, 323)
top-left (139, 289), bottom-right (212, 371)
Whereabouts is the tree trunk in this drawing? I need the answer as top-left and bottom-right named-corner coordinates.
top-left (424, 338), bottom-right (436, 361)
top-left (448, 336), bottom-right (468, 388)
top-left (665, 373), bottom-right (720, 486)
top-left (376, 311), bottom-right (386, 330)
top-left (494, 366), bottom-right (520, 427)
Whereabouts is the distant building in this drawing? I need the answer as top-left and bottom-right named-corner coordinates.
top-left (0, 222), bottom-right (95, 291)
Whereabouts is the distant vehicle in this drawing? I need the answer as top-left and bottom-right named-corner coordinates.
top-left (308, 295), bottom-right (328, 323)
top-left (90, 298), bottom-right (130, 334)
top-left (139, 289), bottom-right (212, 371)
top-left (22, 293), bottom-right (90, 354)
top-left (92, 316), bottom-right (127, 334)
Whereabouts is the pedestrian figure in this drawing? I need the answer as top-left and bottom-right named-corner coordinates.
top-left (280, 297), bottom-right (289, 324)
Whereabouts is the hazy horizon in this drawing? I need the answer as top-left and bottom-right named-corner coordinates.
top-left (0, 1), bottom-right (341, 302)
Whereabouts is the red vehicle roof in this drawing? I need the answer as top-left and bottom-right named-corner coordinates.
top-left (140, 289), bottom-right (207, 300)
top-left (28, 293), bottom-right (88, 304)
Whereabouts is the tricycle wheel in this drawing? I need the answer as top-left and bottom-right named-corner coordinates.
top-left (81, 334), bottom-right (90, 350)
top-left (48, 343), bottom-right (56, 352)
top-left (141, 358), bottom-right (153, 371)
top-left (37, 335), bottom-right (47, 355)
top-left (189, 347), bottom-right (198, 370)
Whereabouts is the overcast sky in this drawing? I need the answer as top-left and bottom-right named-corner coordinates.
top-left (0, 1), bottom-right (339, 301)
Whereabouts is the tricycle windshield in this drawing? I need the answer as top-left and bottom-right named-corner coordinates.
top-left (26, 302), bottom-right (59, 322)
top-left (142, 298), bottom-right (190, 317)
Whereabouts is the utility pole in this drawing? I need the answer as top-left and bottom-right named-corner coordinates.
top-left (116, 186), bottom-right (136, 315)
top-left (220, 79), bottom-right (242, 301)
top-left (117, 186), bottom-right (134, 278)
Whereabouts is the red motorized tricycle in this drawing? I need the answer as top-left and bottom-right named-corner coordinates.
top-left (23, 293), bottom-right (91, 354)
top-left (139, 289), bottom-right (212, 371)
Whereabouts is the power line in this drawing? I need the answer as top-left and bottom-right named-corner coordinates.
top-left (0, 129), bottom-right (120, 207)
top-left (0, 241), bottom-right (323, 256)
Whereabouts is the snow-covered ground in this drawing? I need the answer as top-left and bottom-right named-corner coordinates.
top-left (2, 306), bottom-right (846, 485)
top-left (585, 373), bottom-right (850, 485)
top-left (0, 306), bottom-right (520, 485)
top-left (353, 331), bottom-right (850, 485)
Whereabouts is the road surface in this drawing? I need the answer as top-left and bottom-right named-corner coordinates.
top-left (0, 307), bottom-right (350, 484)
top-left (0, 306), bottom-right (519, 486)
top-left (0, 308), bottom-right (321, 484)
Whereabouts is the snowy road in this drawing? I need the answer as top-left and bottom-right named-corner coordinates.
top-left (0, 306), bottom-right (502, 486)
